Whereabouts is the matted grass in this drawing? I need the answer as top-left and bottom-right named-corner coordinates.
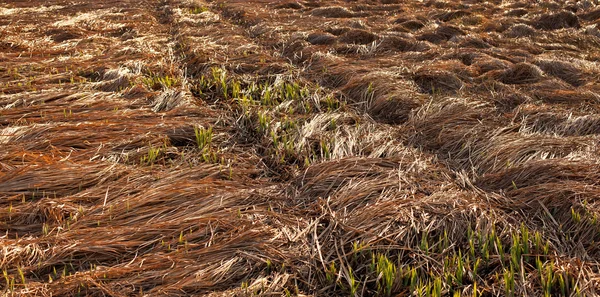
top-left (2, 0), bottom-right (600, 296)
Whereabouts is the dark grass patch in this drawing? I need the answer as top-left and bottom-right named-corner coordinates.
top-left (505, 23), bottom-right (536, 38)
top-left (504, 8), bottom-right (528, 17)
top-left (417, 24), bottom-right (465, 43)
top-left (274, 2), bottom-right (304, 10)
top-left (413, 69), bottom-right (464, 94)
top-left (338, 29), bottom-right (378, 44)
top-left (46, 28), bottom-right (84, 42)
top-left (432, 9), bottom-right (471, 22)
top-left (307, 32), bottom-right (337, 45)
top-left (454, 35), bottom-right (492, 48)
top-left (393, 19), bottom-right (425, 31)
top-left (377, 35), bottom-right (430, 52)
top-left (311, 6), bottom-right (355, 18)
top-left (534, 11), bottom-right (580, 30)
top-left (325, 27), bottom-right (351, 36)
top-left (534, 59), bottom-right (586, 87)
top-left (0, 41), bottom-right (28, 52)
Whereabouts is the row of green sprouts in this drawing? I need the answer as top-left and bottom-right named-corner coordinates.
top-left (129, 67), bottom-right (345, 171)
top-left (137, 126), bottom-right (221, 169)
top-left (319, 224), bottom-right (581, 297)
top-left (192, 67), bottom-right (341, 112)
top-left (190, 68), bottom-right (343, 168)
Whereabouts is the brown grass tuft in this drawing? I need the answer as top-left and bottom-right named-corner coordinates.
top-left (499, 62), bottom-right (544, 85)
top-left (325, 26), bottom-right (350, 36)
top-left (517, 108), bottom-right (600, 136)
top-left (369, 94), bottom-right (423, 125)
top-left (504, 8), bottom-right (528, 17)
top-left (476, 159), bottom-right (600, 197)
top-left (532, 88), bottom-right (600, 104)
top-left (293, 157), bottom-right (399, 206)
top-left (418, 24), bottom-right (465, 43)
top-left (580, 7), bottom-right (600, 22)
top-left (433, 9), bottom-right (471, 22)
top-left (93, 68), bottom-right (133, 92)
top-left (306, 32), bottom-right (337, 45)
top-left (534, 10), bottom-right (581, 30)
top-left (473, 80), bottom-right (532, 110)
top-left (472, 56), bottom-right (512, 74)
top-left (453, 35), bottom-right (492, 48)
top-left (408, 98), bottom-right (496, 157)
top-left (436, 24), bottom-right (466, 39)
top-left (534, 59), bottom-right (586, 87)
top-left (377, 35), bottom-right (430, 52)
top-left (281, 39), bottom-right (310, 62)
top-left (393, 18), bottom-right (425, 31)
top-left (307, 55), bottom-right (369, 88)
top-left (504, 23), bottom-right (537, 37)
top-left (274, 2), bottom-right (304, 10)
top-left (337, 29), bottom-right (378, 45)
top-left (151, 89), bottom-right (191, 112)
top-left (341, 72), bottom-right (424, 124)
top-left (45, 28), bottom-right (83, 42)
top-left (470, 133), bottom-right (589, 175)
top-left (413, 69), bottom-right (464, 94)
top-left (310, 6), bottom-right (355, 18)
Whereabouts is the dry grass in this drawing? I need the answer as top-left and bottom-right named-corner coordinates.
top-left (534, 59), bottom-right (587, 87)
top-left (413, 69), bottom-right (464, 94)
top-left (2, 0), bottom-right (600, 296)
top-left (505, 23), bottom-right (537, 38)
top-left (498, 62), bottom-right (545, 85)
top-left (310, 6), bottom-right (355, 18)
top-left (338, 29), bottom-right (379, 45)
top-left (533, 11), bottom-right (581, 31)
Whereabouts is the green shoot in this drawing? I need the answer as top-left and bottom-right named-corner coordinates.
top-left (194, 126), bottom-right (213, 151)
top-left (189, 6), bottom-right (208, 14)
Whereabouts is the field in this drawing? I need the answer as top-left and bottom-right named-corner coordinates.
top-left (2, 0), bottom-right (600, 296)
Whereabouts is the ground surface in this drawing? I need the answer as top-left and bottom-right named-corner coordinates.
top-left (2, 0), bottom-right (600, 296)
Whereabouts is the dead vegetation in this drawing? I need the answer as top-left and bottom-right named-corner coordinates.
top-left (505, 23), bottom-right (537, 37)
top-left (498, 62), bottom-right (545, 85)
top-left (2, 0), bottom-right (600, 296)
top-left (533, 59), bottom-right (587, 87)
top-left (310, 6), bottom-right (355, 18)
top-left (413, 69), bottom-right (464, 94)
top-left (534, 11), bottom-right (581, 30)
top-left (338, 29), bottom-right (378, 45)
